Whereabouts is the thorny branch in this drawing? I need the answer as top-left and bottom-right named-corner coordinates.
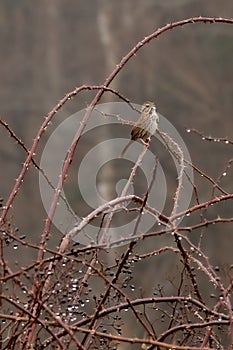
top-left (0, 16), bottom-right (233, 350)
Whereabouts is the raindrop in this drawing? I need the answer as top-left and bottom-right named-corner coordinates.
top-left (222, 172), bottom-right (226, 176)
top-left (225, 140), bottom-right (229, 144)
top-left (186, 129), bottom-right (191, 133)
top-left (13, 244), bottom-right (18, 250)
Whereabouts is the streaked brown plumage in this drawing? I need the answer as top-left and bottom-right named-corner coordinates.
top-left (120, 101), bottom-right (159, 158)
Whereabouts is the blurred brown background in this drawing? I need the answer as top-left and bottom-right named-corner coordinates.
top-left (0, 1), bottom-right (233, 263)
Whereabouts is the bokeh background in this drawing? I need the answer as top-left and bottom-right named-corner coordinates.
top-left (0, 1), bottom-right (233, 270)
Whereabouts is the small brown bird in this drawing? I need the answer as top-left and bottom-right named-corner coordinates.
top-left (120, 101), bottom-right (159, 158)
